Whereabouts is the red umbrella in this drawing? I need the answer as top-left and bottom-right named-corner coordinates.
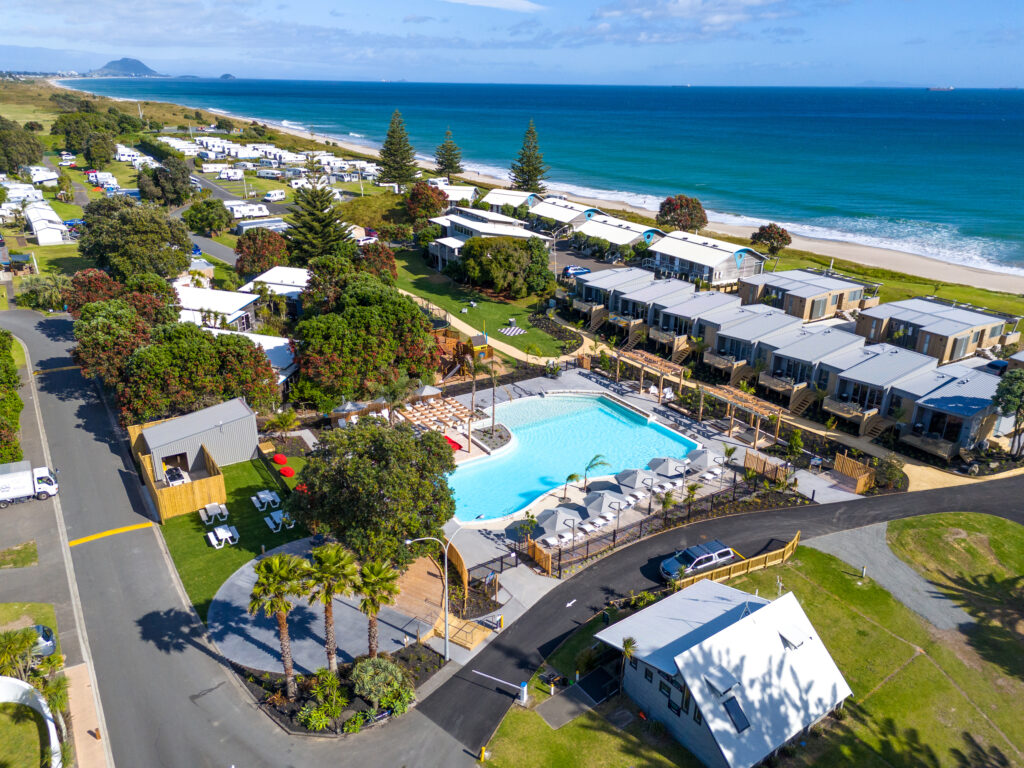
top-left (280, 466), bottom-right (295, 478)
top-left (272, 453), bottom-right (287, 465)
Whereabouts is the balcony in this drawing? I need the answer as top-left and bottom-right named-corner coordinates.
top-left (758, 371), bottom-right (804, 394)
top-left (649, 326), bottom-right (681, 345)
top-left (573, 298), bottom-right (602, 314)
top-left (823, 396), bottom-right (878, 422)
top-left (704, 350), bottom-right (744, 370)
top-left (899, 432), bottom-right (957, 461)
top-left (608, 312), bottom-right (645, 330)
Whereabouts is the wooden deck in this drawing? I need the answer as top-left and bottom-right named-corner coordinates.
top-left (394, 557), bottom-right (444, 627)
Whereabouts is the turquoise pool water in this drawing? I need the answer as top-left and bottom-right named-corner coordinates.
top-left (451, 395), bottom-right (698, 522)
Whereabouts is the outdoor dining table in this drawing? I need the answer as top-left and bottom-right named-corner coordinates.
top-left (214, 525), bottom-right (233, 543)
top-left (270, 509), bottom-right (284, 525)
top-left (257, 490), bottom-right (281, 507)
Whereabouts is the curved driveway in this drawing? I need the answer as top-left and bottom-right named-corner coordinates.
top-left (4, 307), bottom-right (1024, 766)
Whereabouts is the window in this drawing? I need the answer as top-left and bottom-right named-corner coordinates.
top-left (951, 335), bottom-right (970, 360)
top-left (682, 687), bottom-right (691, 714)
top-left (693, 706), bottom-right (702, 725)
top-left (848, 288), bottom-right (863, 302)
top-left (830, 293), bottom-right (839, 305)
top-left (658, 671), bottom-right (673, 682)
top-left (629, 658), bottom-right (638, 670)
top-left (236, 313), bottom-right (252, 332)
top-left (645, 668), bottom-right (653, 683)
top-left (722, 697), bottom-right (750, 733)
top-left (810, 297), bottom-right (828, 319)
top-left (971, 330), bottom-right (981, 344)
top-left (668, 700), bottom-right (682, 716)
top-left (659, 682), bottom-right (671, 697)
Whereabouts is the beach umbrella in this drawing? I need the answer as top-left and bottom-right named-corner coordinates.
top-left (582, 491), bottom-right (630, 519)
top-left (333, 400), bottom-right (365, 415)
top-left (414, 384), bottom-right (442, 400)
top-left (685, 448), bottom-right (723, 471)
top-left (647, 457), bottom-right (690, 478)
top-left (534, 507), bottom-right (584, 536)
top-left (615, 468), bottom-right (658, 491)
top-left (271, 453), bottom-right (287, 465)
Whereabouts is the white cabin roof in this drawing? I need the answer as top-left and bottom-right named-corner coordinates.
top-left (651, 231), bottom-right (764, 268)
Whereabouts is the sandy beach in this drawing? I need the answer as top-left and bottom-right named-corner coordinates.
top-left (50, 78), bottom-right (1024, 296)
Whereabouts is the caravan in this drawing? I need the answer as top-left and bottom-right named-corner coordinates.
top-left (263, 190), bottom-right (286, 203)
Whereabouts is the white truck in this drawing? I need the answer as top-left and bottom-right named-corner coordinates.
top-left (0, 461), bottom-right (59, 508)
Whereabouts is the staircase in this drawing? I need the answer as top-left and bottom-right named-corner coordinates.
top-left (978, 346), bottom-right (997, 360)
top-left (588, 307), bottom-right (609, 332)
top-left (729, 364), bottom-right (754, 388)
top-left (789, 388), bottom-right (817, 417)
top-left (671, 345), bottom-right (689, 364)
top-left (621, 325), bottom-right (644, 352)
top-left (861, 415), bottom-right (890, 440)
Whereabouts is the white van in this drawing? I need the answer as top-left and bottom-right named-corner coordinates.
top-left (263, 189), bottom-right (287, 203)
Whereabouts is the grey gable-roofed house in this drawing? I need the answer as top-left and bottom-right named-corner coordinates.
top-left (140, 398), bottom-right (258, 483)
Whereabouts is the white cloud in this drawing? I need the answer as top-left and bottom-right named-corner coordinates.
top-left (440, 0), bottom-right (545, 12)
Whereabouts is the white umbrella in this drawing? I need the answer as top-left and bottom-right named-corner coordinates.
top-left (414, 384), bottom-right (442, 399)
top-left (615, 468), bottom-right (659, 491)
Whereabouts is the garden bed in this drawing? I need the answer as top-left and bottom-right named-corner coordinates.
top-left (472, 424), bottom-right (511, 451)
top-left (233, 643), bottom-right (442, 737)
top-left (529, 312), bottom-right (584, 355)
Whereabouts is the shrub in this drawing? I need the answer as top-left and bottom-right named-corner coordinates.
top-left (342, 712), bottom-right (365, 733)
top-left (298, 703), bottom-right (331, 732)
top-left (351, 657), bottom-right (411, 710)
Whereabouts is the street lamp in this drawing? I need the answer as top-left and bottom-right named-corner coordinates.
top-left (406, 535), bottom-right (452, 661)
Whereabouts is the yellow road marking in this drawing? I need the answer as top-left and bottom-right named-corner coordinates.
top-left (68, 522), bottom-right (153, 548)
top-left (732, 549), bottom-right (746, 560)
top-left (34, 366), bottom-right (81, 375)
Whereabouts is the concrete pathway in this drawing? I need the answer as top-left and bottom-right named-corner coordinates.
top-left (207, 538), bottom-right (434, 674)
top-left (806, 522), bottom-right (972, 631)
top-left (535, 685), bottom-right (597, 729)
top-left (792, 469), bottom-right (862, 504)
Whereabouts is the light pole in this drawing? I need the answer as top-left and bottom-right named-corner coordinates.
top-left (406, 535), bottom-right (451, 661)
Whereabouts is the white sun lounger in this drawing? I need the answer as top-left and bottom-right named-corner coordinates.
top-left (599, 511), bottom-right (617, 524)
top-left (541, 536), bottom-right (558, 548)
top-left (579, 523), bottom-right (596, 534)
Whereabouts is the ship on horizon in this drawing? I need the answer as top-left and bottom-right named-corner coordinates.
top-left (927, 86), bottom-right (955, 91)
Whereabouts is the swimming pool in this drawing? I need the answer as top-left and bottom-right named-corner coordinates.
top-left (451, 394), bottom-right (699, 522)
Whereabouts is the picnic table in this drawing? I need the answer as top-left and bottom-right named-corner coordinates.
top-left (257, 489), bottom-right (281, 507)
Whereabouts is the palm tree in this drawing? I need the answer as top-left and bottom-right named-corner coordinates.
top-left (657, 489), bottom-right (676, 522)
top-left (43, 675), bottom-right (70, 740)
top-left (0, 628), bottom-right (36, 680)
top-left (266, 408), bottom-right (299, 437)
top-left (723, 446), bottom-right (737, 466)
top-left (487, 361), bottom-right (499, 434)
top-left (619, 636), bottom-right (637, 692)
top-left (524, 343), bottom-right (541, 367)
top-left (376, 372), bottom-right (415, 426)
top-left (583, 454), bottom-right (610, 492)
top-left (358, 561), bottom-right (401, 658)
top-left (561, 472), bottom-right (581, 501)
top-left (308, 543), bottom-right (361, 674)
top-left (685, 483), bottom-right (700, 516)
top-left (465, 355), bottom-right (490, 414)
top-left (248, 553), bottom-right (310, 700)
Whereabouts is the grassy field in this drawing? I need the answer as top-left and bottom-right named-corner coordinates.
top-left (11, 336), bottom-right (26, 369)
top-left (212, 233), bottom-right (240, 250)
top-left (160, 458), bottom-right (304, 622)
top-left (0, 702), bottom-right (48, 768)
top-left (0, 541), bottom-right (38, 569)
top-left (21, 243), bottom-right (89, 276)
top-left (395, 250), bottom-right (565, 357)
top-left (336, 192), bottom-right (408, 229)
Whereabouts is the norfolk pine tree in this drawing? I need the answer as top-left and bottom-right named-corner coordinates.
top-left (379, 110), bottom-right (417, 185)
top-left (509, 119), bottom-right (549, 193)
top-left (286, 160), bottom-right (351, 265)
top-left (434, 128), bottom-right (464, 183)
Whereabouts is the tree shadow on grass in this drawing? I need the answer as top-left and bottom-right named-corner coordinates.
top-left (928, 570), bottom-right (1024, 681)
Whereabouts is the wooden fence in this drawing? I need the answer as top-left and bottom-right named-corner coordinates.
top-left (445, 537), bottom-right (470, 613)
top-left (674, 530), bottom-right (801, 590)
top-left (744, 450), bottom-right (790, 483)
top-left (834, 452), bottom-right (875, 493)
top-left (137, 445), bottom-right (226, 522)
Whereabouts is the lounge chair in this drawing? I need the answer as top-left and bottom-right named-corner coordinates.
top-left (599, 511), bottom-right (617, 524)
top-left (206, 531), bottom-right (224, 549)
top-left (589, 517), bottom-right (607, 530)
top-left (541, 536), bottom-right (559, 548)
top-left (264, 515), bottom-right (282, 533)
top-left (579, 523), bottom-right (596, 535)
top-left (556, 531), bottom-right (573, 545)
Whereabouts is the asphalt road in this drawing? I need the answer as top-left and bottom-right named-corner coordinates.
top-left (5, 308), bottom-right (1024, 766)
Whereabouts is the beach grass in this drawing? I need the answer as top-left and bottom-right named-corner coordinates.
top-left (395, 249), bottom-right (566, 357)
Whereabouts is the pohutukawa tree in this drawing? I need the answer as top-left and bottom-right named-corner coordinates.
top-left (656, 194), bottom-right (707, 233)
top-left (379, 110), bottom-right (418, 186)
top-left (234, 228), bottom-right (289, 278)
top-left (434, 128), bottom-right (464, 183)
top-left (750, 222), bottom-right (792, 257)
top-left (182, 198), bottom-right (232, 236)
top-left (406, 181), bottom-right (448, 220)
top-left (509, 119), bottom-right (549, 193)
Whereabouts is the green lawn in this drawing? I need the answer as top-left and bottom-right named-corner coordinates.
top-left (0, 541), bottom-right (37, 569)
top-left (278, 455), bottom-right (306, 490)
top-left (24, 243), bottom-right (90, 277)
top-left (160, 459), bottom-right (304, 622)
top-left (212, 233), bottom-right (239, 250)
top-left (336, 192), bottom-right (407, 229)
top-left (10, 336), bottom-right (25, 369)
top-left (395, 250), bottom-right (564, 357)
top-left (0, 702), bottom-right (48, 768)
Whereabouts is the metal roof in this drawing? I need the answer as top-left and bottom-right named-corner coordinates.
top-left (650, 231), bottom-right (764, 268)
top-left (203, 329), bottom-right (297, 384)
top-left (913, 367), bottom-right (1000, 417)
top-left (141, 398), bottom-right (255, 450)
top-left (660, 291), bottom-right (741, 321)
top-left (578, 267), bottom-right (655, 291)
top-left (716, 310), bottom-right (803, 344)
top-left (528, 198), bottom-right (599, 223)
top-left (837, 343), bottom-right (936, 388)
top-left (619, 279), bottom-right (694, 306)
top-left (576, 215), bottom-right (662, 246)
top-left (595, 580), bottom-right (770, 675)
top-left (479, 189), bottom-right (539, 208)
top-left (860, 297), bottom-right (1011, 335)
top-left (175, 286), bottom-right (258, 322)
top-left (770, 328), bottom-right (864, 365)
top-left (742, 269), bottom-right (861, 297)
top-left (453, 207), bottom-right (521, 225)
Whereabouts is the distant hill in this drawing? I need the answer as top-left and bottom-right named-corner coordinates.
top-left (220, 73), bottom-right (236, 80)
top-left (88, 57), bottom-right (163, 77)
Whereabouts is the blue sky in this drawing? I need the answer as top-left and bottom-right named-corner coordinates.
top-left (2, 0), bottom-right (1021, 85)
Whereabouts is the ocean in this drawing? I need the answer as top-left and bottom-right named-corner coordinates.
top-left (59, 79), bottom-right (1024, 273)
